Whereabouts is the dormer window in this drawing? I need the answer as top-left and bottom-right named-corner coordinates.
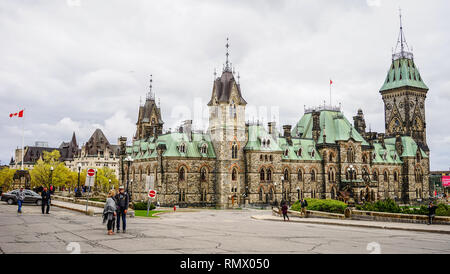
top-left (200, 144), bottom-right (208, 154)
top-left (262, 140), bottom-right (266, 147)
top-left (297, 148), bottom-right (302, 157)
top-left (266, 139), bottom-right (270, 146)
top-left (311, 150), bottom-right (315, 158)
top-left (383, 151), bottom-right (387, 160)
top-left (284, 149), bottom-right (289, 157)
top-left (179, 143), bottom-right (186, 153)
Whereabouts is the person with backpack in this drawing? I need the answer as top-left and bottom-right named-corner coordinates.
top-left (300, 198), bottom-right (308, 217)
top-left (103, 190), bottom-right (117, 235)
top-left (41, 186), bottom-right (51, 214)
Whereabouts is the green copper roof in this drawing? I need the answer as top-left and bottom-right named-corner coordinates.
top-left (127, 132), bottom-right (216, 159)
top-left (292, 110), bottom-right (370, 146)
top-left (384, 136), bottom-right (428, 158)
top-left (278, 137), bottom-right (322, 161)
top-left (371, 142), bottom-right (402, 164)
top-left (380, 58), bottom-right (428, 92)
top-left (244, 124), bottom-right (282, 151)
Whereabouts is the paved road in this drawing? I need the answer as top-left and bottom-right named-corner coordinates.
top-left (0, 203), bottom-right (449, 254)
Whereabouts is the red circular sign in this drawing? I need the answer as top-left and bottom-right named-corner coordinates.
top-left (87, 169), bottom-right (95, 177)
top-left (148, 190), bottom-right (156, 198)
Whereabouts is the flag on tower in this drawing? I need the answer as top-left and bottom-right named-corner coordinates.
top-left (330, 79), bottom-right (333, 85)
top-left (9, 110), bottom-right (24, 118)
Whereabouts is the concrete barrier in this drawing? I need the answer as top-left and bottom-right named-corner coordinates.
top-left (350, 209), bottom-right (450, 225)
top-left (53, 195), bottom-right (135, 217)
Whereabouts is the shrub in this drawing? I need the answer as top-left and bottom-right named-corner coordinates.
top-left (132, 201), bottom-right (155, 210)
top-left (357, 198), bottom-right (401, 213)
top-left (291, 198), bottom-right (348, 214)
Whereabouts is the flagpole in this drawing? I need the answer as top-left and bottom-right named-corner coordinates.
top-left (329, 79), bottom-right (332, 106)
top-left (21, 108), bottom-right (25, 171)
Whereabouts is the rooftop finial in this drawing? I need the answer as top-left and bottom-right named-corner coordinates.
top-left (393, 8), bottom-right (412, 60)
top-left (146, 74), bottom-right (154, 100)
top-left (237, 72), bottom-right (240, 84)
top-left (214, 68), bottom-right (217, 79)
top-left (224, 37), bottom-right (231, 72)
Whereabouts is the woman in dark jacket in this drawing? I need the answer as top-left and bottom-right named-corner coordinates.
top-left (103, 190), bottom-right (117, 235)
top-left (281, 203), bottom-right (289, 221)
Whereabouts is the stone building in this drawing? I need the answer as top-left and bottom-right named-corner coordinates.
top-left (123, 21), bottom-right (430, 208)
top-left (70, 129), bottom-right (121, 178)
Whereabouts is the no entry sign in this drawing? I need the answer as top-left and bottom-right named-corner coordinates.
top-left (148, 189), bottom-right (156, 198)
top-left (87, 169), bottom-right (96, 177)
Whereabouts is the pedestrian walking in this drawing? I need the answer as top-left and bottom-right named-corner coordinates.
top-left (16, 187), bottom-right (26, 214)
top-left (281, 202), bottom-right (289, 221)
top-left (41, 186), bottom-right (51, 214)
top-left (103, 190), bottom-right (117, 235)
top-left (427, 201), bottom-right (438, 225)
top-left (114, 186), bottom-right (129, 233)
top-left (300, 198), bottom-right (308, 217)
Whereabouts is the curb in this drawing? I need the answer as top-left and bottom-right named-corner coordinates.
top-left (251, 216), bottom-right (450, 235)
top-left (52, 203), bottom-right (96, 216)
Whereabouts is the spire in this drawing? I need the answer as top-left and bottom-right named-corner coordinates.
top-left (393, 8), bottom-right (412, 60)
top-left (223, 38), bottom-right (232, 72)
top-left (71, 132), bottom-right (77, 147)
top-left (146, 74), bottom-right (154, 101)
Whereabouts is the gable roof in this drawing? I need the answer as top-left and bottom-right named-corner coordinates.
top-left (207, 71), bottom-right (247, 105)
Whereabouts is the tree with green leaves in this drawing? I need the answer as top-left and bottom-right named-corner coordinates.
top-left (0, 167), bottom-right (18, 191)
top-left (30, 150), bottom-right (73, 189)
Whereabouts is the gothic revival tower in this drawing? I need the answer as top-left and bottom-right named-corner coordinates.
top-left (207, 39), bottom-right (247, 208)
top-left (134, 75), bottom-right (164, 140)
top-left (379, 12), bottom-right (429, 152)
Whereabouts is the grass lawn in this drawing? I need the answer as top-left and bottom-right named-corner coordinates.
top-left (134, 210), bottom-right (169, 218)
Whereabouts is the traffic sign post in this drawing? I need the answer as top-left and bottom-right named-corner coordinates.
top-left (85, 169), bottom-right (96, 214)
top-left (147, 189), bottom-right (157, 216)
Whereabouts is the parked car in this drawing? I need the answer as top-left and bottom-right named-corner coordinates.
top-left (1, 189), bottom-right (42, 206)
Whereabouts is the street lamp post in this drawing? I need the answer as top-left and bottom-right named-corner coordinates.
top-left (49, 166), bottom-right (54, 189)
top-left (76, 163), bottom-right (82, 197)
top-left (347, 164), bottom-right (356, 200)
top-left (130, 179), bottom-right (133, 202)
top-left (124, 156), bottom-right (133, 193)
top-left (109, 179), bottom-right (112, 191)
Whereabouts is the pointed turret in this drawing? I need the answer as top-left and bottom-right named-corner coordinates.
top-left (379, 10), bottom-right (429, 151)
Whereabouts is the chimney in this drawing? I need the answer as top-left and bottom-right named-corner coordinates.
top-left (377, 133), bottom-right (385, 148)
top-left (182, 120), bottom-right (193, 141)
top-left (283, 125), bottom-right (292, 145)
top-left (268, 122), bottom-right (278, 141)
top-left (312, 110), bottom-right (321, 142)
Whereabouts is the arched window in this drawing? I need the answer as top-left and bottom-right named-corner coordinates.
top-left (329, 153), bottom-right (333, 162)
top-left (200, 167), bottom-right (207, 182)
top-left (297, 148), bottom-right (302, 157)
top-left (260, 168), bottom-right (265, 181)
top-left (373, 171), bottom-right (378, 182)
top-left (269, 188), bottom-right (274, 200)
top-left (260, 155), bottom-right (263, 161)
top-left (394, 171), bottom-right (398, 182)
top-left (267, 169), bottom-right (272, 181)
top-left (179, 167), bottom-right (185, 181)
top-left (362, 154), bottom-right (367, 164)
top-left (383, 171), bottom-right (388, 182)
top-left (259, 188), bottom-right (263, 201)
top-left (284, 149), bottom-right (289, 157)
top-left (265, 155), bottom-right (268, 161)
top-left (347, 147), bottom-right (355, 163)
top-left (311, 169), bottom-right (316, 182)
top-left (284, 169), bottom-right (289, 181)
top-left (200, 144), bottom-right (208, 154)
top-left (179, 143), bottom-right (186, 153)
top-left (232, 143), bottom-right (238, 159)
top-left (269, 155), bottom-right (273, 161)
top-left (232, 168), bottom-right (237, 181)
top-left (297, 169), bottom-right (303, 181)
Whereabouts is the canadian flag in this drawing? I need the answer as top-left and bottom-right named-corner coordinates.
top-left (330, 79), bottom-right (333, 85)
top-left (9, 110), bottom-right (24, 118)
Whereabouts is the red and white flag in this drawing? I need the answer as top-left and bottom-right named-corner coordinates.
top-left (330, 79), bottom-right (333, 85)
top-left (9, 110), bottom-right (24, 118)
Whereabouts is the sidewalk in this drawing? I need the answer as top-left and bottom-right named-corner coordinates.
top-left (251, 214), bottom-right (450, 234)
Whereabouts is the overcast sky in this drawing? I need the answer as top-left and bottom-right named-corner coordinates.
top-left (1, 0), bottom-right (449, 170)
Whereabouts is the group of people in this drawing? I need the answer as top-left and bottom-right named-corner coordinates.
top-left (102, 186), bottom-right (130, 235)
top-left (280, 198), bottom-right (308, 222)
top-left (16, 186), bottom-right (52, 214)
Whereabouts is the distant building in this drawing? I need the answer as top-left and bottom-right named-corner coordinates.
top-left (71, 129), bottom-right (121, 178)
